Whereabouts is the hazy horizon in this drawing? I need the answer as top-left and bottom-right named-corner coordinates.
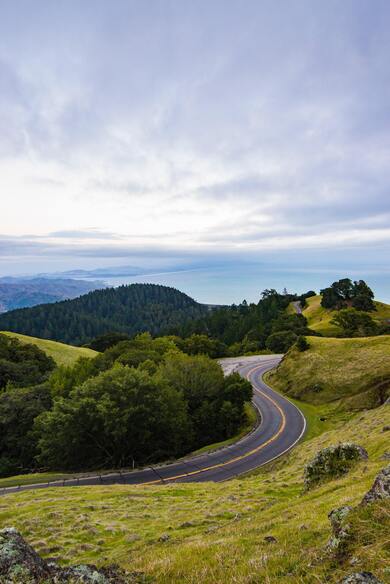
top-left (1, 1), bottom-right (390, 301)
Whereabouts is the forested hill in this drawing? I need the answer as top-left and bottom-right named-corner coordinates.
top-left (0, 284), bottom-right (208, 345)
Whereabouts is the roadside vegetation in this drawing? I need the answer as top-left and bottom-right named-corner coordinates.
top-left (1, 401), bottom-right (388, 583)
top-left (0, 332), bottom-right (252, 478)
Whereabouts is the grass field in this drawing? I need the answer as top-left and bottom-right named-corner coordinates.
top-left (290, 295), bottom-right (390, 336)
top-left (0, 331), bottom-right (98, 366)
top-left (1, 402), bottom-right (388, 583)
top-left (267, 335), bottom-right (390, 409)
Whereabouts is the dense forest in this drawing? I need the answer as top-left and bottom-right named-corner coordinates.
top-left (0, 333), bottom-right (252, 477)
top-left (0, 284), bottom-right (209, 345)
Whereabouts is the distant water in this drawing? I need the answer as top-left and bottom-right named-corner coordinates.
top-left (89, 265), bottom-right (390, 305)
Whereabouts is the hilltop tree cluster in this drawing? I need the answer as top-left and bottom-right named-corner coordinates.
top-left (320, 279), bottom-right (375, 311)
top-left (0, 333), bottom-right (252, 477)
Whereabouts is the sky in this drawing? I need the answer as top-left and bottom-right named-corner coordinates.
top-left (1, 0), bottom-right (390, 303)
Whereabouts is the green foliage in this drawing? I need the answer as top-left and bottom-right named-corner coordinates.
top-left (27, 343), bottom-right (253, 472)
top-left (88, 331), bottom-right (130, 351)
top-left (0, 333), bottom-right (55, 390)
top-left (0, 284), bottom-right (209, 345)
top-left (266, 330), bottom-right (298, 353)
top-left (321, 278), bottom-right (375, 311)
top-left (0, 384), bottom-right (52, 476)
top-left (35, 365), bottom-right (191, 470)
top-left (175, 334), bottom-right (227, 358)
top-left (331, 308), bottom-right (379, 337)
top-left (304, 443), bottom-right (368, 490)
top-left (296, 335), bottom-right (310, 352)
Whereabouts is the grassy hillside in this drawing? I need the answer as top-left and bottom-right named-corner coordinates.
top-left (268, 335), bottom-right (390, 409)
top-left (296, 295), bottom-right (390, 336)
top-left (0, 331), bottom-right (98, 366)
top-left (1, 403), bottom-right (388, 583)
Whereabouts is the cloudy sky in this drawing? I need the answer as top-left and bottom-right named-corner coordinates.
top-left (1, 1), bottom-right (390, 301)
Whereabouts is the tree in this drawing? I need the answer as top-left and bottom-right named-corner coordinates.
top-left (35, 365), bottom-right (190, 470)
top-left (177, 334), bottom-right (227, 358)
top-left (266, 331), bottom-right (298, 353)
top-left (351, 280), bottom-right (375, 311)
top-left (0, 334), bottom-right (55, 390)
top-left (0, 384), bottom-right (52, 477)
top-left (321, 287), bottom-right (340, 309)
top-left (321, 278), bottom-right (375, 311)
top-left (88, 332), bottom-right (130, 352)
top-left (331, 308), bottom-right (378, 337)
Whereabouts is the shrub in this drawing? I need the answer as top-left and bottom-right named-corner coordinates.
top-left (296, 336), bottom-right (310, 352)
top-left (304, 443), bottom-right (368, 490)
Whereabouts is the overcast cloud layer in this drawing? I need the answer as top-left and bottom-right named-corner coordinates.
top-left (1, 0), bottom-right (390, 300)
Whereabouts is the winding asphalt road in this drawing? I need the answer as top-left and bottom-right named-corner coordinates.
top-left (1, 355), bottom-right (306, 496)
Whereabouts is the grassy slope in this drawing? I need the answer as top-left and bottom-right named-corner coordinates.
top-left (0, 330), bottom-right (98, 366)
top-left (0, 404), bottom-right (388, 583)
top-left (268, 335), bottom-right (390, 408)
top-left (293, 295), bottom-right (390, 337)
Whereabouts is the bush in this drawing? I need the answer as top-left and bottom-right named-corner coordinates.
top-left (266, 330), bottom-right (298, 353)
top-left (331, 308), bottom-right (379, 337)
top-left (296, 336), bottom-right (310, 352)
top-left (304, 443), bottom-right (368, 490)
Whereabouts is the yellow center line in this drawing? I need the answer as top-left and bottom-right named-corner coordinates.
top-left (138, 361), bottom-right (286, 485)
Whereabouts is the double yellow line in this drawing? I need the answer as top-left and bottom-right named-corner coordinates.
top-left (138, 361), bottom-right (286, 485)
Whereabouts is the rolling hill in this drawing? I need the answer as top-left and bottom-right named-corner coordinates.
top-left (292, 295), bottom-right (390, 336)
top-left (0, 283), bottom-right (209, 345)
top-left (0, 331), bottom-right (98, 366)
top-left (267, 335), bottom-right (390, 409)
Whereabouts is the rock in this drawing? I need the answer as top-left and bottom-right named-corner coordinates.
top-left (380, 452), bottom-right (390, 460)
top-left (0, 527), bottom-right (138, 582)
top-left (338, 572), bottom-right (383, 584)
top-left (382, 425), bottom-right (390, 432)
top-left (0, 527), bottom-right (52, 581)
top-left (264, 535), bottom-right (277, 543)
top-left (304, 443), bottom-right (368, 490)
top-left (158, 533), bottom-right (170, 542)
top-left (361, 465), bottom-right (390, 505)
top-left (327, 506), bottom-right (353, 554)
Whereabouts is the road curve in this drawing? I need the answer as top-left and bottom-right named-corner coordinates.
top-left (1, 356), bottom-right (306, 496)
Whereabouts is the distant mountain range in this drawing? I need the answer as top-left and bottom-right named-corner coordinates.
top-left (0, 277), bottom-right (106, 313)
top-left (0, 283), bottom-right (209, 345)
top-left (36, 265), bottom-right (144, 279)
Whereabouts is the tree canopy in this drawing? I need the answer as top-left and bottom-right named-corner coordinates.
top-left (321, 279), bottom-right (375, 311)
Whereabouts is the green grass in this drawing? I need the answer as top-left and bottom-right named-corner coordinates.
top-left (292, 295), bottom-right (390, 337)
top-left (301, 295), bottom-right (341, 335)
top-left (1, 403), bottom-right (388, 583)
top-left (190, 403), bottom-right (258, 455)
top-left (0, 472), bottom-right (75, 489)
top-left (268, 335), bottom-right (390, 409)
top-left (0, 331), bottom-right (98, 366)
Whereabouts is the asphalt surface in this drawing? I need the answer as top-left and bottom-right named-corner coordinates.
top-left (1, 355), bottom-right (306, 495)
